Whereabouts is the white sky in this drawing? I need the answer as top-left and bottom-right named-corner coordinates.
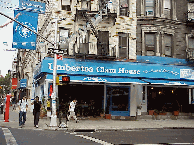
top-left (0, 0), bottom-right (19, 77)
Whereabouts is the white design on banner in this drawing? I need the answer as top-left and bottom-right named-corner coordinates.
top-left (180, 69), bottom-right (194, 79)
top-left (16, 22), bottom-right (36, 38)
top-left (83, 77), bottom-right (107, 82)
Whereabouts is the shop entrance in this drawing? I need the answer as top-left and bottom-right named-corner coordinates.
top-left (147, 86), bottom-right (192, 113)
top-left (106, 86), bottom-right (130, 116)
top-left (58, 84), bottom-right (104, 117)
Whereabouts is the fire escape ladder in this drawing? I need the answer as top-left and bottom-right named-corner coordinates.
top-left (82, 12), bottom-right (99, 40)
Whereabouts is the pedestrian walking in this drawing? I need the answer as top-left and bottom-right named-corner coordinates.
top-left (18, 96), bottom-right (28, 128)
top-left (31, 96), bottom-right (42, 128)
top-left (1, 101), bottom-right (4, 114)
top-left (67, 99), bottom-right (79, 123)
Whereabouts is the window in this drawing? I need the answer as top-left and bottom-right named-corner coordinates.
top-left (145, 0), bottom-right (154, 16)
top-left (81, 0), bottom-right (91, 10)
top-left (59, 28), bottom-right (69, 54)
top-left (190, 89), bottom-right (194, 104)
top-left (164, 0), bottom-right (171, 19)
top-left (61, 0), bottom-right (71, 11)
top-left (145, 33), bottom-right (155, 56)
top-left (188, 38), bottom-right (194, 58)
top-left (119, 32), bottom-right (128, 58)
top-left (188, 3), bottom-right (194, 21)
top-left (120, 0), bottom-right (129, 16)
top-left (111, 87), bottom-right (129, 111)
top-left (164, 34), bottom-right (172, 57)
top-left (79, 31), bottom-right (89, 54)
top-left (97, 31), bottom-right (109, 56)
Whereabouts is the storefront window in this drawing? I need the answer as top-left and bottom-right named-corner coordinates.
top-left (111, 87), bottom-right (129, 111)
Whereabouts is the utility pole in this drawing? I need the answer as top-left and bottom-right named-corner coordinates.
top-left (50, 18), bottom-right (58, 127)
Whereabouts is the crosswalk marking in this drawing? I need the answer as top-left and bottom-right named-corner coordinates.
top-left (75, 134), bottom-right (113, 145)
top-left (1, 127), bottom-right (18, 145)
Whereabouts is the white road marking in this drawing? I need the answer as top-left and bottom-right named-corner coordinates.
top-left (169, 143), bottom-right (194, 144)
top-left (1, 127), bottom-right (18, 145)
top-left (75, 134), bottom-right (114, 145)
top-left (123, 130), bottom-right (141, 131)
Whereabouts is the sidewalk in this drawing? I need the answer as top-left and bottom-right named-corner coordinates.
top-left (1, 107), bottom-right (194, 131)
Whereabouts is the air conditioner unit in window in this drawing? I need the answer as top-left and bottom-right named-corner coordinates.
top-left (146, 11), bottom-right (154, 16)
top-left (164, 9), bottom-right (170, 19)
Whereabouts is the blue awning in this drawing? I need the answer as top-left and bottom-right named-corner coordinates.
top-left (141, 79), bottom-right (194, 86)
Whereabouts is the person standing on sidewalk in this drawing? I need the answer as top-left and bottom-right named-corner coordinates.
top-left (12, 97), bottom-right (16, 111)
top-left (68, 99), bottom-right (79, 123)
top-left (18, 96), bottom-right (28, 128)
top-left (31, 96), bottom-right (41, 128)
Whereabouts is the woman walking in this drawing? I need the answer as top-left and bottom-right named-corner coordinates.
top-left (31, 96), bottom-right (42, 128)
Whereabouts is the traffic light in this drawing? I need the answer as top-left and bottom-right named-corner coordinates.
top-left (56, 76), bottom-right (59, 85)
top-left (62, 76), bottom-right (70, 84)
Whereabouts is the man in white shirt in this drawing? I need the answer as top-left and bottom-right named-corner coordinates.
top-left (67, 99), bottom-right (79, 123)
top-left (18, 96), bottom-right (28, 128)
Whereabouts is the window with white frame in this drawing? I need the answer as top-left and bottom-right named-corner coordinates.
top-left (188, 3), bottom-right (194, 21)
top-left (145, 33), bottom-right (155, 56)
top-left (120, 0), bottom-right (129, 16)
top-left (61, 0), bottom-right (71, 11)
top-left (81, 0), bottom-right (91, 10)
top-left (145, 0), bottom-right (154, 16)
top-left (119, 32), bottom-right (128, 58)
top-left (59, 28), bottom-right (69, 54)
top-left (79, 31), bottom-right (89, 54)
top-left (163, 0), bottom-right (171, 19)
top-left (188, 37), bottom-right (194, 58)
top-left (164, 34), bottom-right (172, 57)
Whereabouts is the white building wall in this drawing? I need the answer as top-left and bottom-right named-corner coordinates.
top-left (130, 84), bottom-right (137, 116)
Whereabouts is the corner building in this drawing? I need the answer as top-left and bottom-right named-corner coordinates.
top-left (30, 0), bottom-right (194, 119)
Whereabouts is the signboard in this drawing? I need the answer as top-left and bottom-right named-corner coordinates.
top-left (12, 10), bottom-right (38, 50)
top-left (19, 79), bottom-right (27, 88)
top-left (19, 0), bottom-right (46, 14)
top-left (37, 57), bottom-right (194, 80)
top-left (12, 78), bottom-right (17, 89)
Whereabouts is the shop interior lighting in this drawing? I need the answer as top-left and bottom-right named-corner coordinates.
top-left (159, 91), bottom-right (162, 94)
top-left (151, 87), bottom-right (153, 89)
top-left (172, 90), bottom-right (174, 93)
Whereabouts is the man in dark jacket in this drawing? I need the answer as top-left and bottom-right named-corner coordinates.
top-left (31, 96), bottom-right (42, 128)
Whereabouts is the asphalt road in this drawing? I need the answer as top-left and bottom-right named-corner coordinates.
top-left (73, 128), bottom-right (194, 144)
top-left (0, 127), bottom-right (194, 145)
top-left (0, 127), bottom-right (101, 145)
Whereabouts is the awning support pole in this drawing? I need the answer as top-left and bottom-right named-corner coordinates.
top-left (104, 84), bottom-right (106, 115)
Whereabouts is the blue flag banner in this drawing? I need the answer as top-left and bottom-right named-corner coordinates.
top-left (12, 10), bottom-right (38, 50)
top-left (19, 0), bottom-right (46, 14)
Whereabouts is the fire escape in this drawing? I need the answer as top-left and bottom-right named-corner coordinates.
top-left (75, 0), bottom-right (117, 60)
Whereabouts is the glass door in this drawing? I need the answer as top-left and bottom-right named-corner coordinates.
top-left (107, 86), bottom-right (130, 116)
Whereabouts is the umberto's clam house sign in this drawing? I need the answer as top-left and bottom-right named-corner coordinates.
top-left (40, 58), bottom-right (194, 82)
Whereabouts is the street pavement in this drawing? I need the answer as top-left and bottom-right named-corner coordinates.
top-left (0, 106), bottom-right (194, 131)
top-left (1, 124), bottom-right (194, 144)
